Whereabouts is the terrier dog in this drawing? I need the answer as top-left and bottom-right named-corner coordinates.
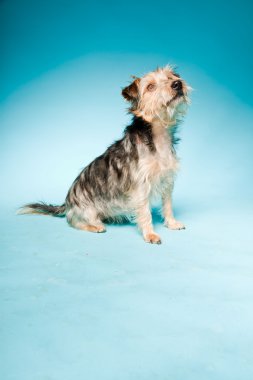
top-left (18, 66), bottom-right (190, 244)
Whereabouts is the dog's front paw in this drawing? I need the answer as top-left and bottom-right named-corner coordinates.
top-left (144, 232), bottom-right (162, 244)
top-left (165, 219), bottom-right (185, 230)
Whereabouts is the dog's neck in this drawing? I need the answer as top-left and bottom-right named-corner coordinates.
top-left (151, 118), bottom-right (179, 149)
top-left (126, 115), bottom-right (179, 155)
top-left (140, 107), bottom-right (179, 140)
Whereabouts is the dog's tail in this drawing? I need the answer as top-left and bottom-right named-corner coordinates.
top-left (17, 202), bottom-right (66, 217)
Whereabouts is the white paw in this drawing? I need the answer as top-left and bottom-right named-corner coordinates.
top-left (144, 232), bottom-right (162, 244)
top-left (165, 219), bottom-right (185, 230)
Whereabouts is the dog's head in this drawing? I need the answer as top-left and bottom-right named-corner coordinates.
top-left (122, 66), bottom-right (191, 124)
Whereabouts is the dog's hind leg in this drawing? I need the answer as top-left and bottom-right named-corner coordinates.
top-left (75, 223), bottom-right (106, 233)
top-left (66, 206), bottom-right (106, 233)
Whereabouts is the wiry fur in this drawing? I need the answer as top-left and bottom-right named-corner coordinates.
top-left (18, 66), bottom-right (191, 244)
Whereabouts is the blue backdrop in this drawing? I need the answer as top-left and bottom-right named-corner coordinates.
top-left (1, 1), bottom-right (253, 379)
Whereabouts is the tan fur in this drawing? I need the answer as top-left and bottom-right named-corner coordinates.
top-left (132, 65), bottom-right (190, 123)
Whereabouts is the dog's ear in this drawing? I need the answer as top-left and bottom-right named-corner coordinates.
top-left (122, 78), bottom-right (140, 102)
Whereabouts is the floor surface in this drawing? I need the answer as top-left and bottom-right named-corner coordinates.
top-left (1, 196), bottom-right (253, 380)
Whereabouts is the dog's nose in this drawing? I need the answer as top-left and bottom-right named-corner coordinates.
top-left (171, 80), bottom-right (182, 91)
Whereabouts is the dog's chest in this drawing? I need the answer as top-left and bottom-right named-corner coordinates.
top-left (154, 132), bottom-right (178, 172)
top-left (137, 131), bottom-right (179, 183)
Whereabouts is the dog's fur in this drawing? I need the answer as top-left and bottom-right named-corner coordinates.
top-left (18, 66), bottom-right (190, 244)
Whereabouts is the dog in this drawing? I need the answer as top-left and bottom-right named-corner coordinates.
top-left (18, 66), bottom-right (190, 244)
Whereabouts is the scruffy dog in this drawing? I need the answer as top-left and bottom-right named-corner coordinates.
top-left (19, 66), bottom-right (190, 244)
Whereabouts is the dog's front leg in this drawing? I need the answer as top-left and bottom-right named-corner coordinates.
top-left (162, 182), bottom-right (185, 230)
top-left (136, 201), bottom-right (161, 244)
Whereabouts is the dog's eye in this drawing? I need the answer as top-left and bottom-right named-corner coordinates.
top-left (147, 83), bottom-right (156, 91)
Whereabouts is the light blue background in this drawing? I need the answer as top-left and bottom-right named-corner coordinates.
top-left (1, 1), bottom-right (253, 379)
